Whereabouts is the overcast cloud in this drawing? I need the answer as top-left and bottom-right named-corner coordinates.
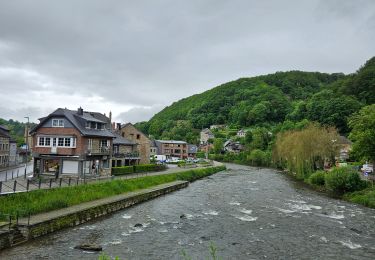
top-left (0, 0), bottom-right (374, 123)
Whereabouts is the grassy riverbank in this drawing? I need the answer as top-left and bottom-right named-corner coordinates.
top-left (0, 165), bottom-right (226, 220)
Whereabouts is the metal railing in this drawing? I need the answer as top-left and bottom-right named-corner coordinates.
top-left (113, 151), bottom-right (140, 158)
top-left (85, 145), bottom-right (111, 155)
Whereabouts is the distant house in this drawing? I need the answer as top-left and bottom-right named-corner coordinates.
top-left (337, 136), bottom-right (352, 161)
top-left (188, 144), bottom-right (198, 158)
top-left (0, 125), bottom-right (11, 168)
top-left (200, 128), bottom-right (214, 145)
top-left (210, 125), bottom-right (225, 130)
top-left (237, 129), bottom-right (246, 138)
top-left (155, 140), bottom-right (188, 159)
top-left (30, 107), bottom-right (115, 177)
top-left (120, 123), bottom-right (150, 165)
top-left (224, 140), bottom-right (244, 153)
top-left (8, 139), bottom-right (17, 166)
top-left (150, 139), bottom-right (158, 157)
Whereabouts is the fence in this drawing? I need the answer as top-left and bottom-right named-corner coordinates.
top-left (0, 164), bottom-right (32, 182)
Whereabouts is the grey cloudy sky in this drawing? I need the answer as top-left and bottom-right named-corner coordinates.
top-left (0, 0), bottom-right (374, 123)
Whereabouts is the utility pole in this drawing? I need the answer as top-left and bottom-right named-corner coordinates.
top-left (24, 117), bottom-right (29, 178)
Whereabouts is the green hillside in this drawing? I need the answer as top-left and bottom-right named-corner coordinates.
top-left (136, 57), bottom-right (374, 143)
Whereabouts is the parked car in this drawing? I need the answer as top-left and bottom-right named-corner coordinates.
top-left (361, 163), bottom-right (373, 174)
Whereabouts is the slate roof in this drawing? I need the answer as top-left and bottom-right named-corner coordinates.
top-left (0, 125), bottom-right (10, 138)
top-left (188, 144), bottom-right (198, 153)
top-left (156, 140), bottom-right (187, 144)
top-left (113, 133), bottom-right (136, 145)
top-left (30, 108), bottom-right (115, 138)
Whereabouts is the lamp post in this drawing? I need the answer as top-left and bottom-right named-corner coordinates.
top-left (24, 117), bottom-right (29, 178)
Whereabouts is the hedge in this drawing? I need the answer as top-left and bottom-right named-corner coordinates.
top-left (134, 164), bottom-right (166, 173)
top-left (112, 164), bottom-right (167, 175)
top-left (112, 166), bottom-right (134, 175)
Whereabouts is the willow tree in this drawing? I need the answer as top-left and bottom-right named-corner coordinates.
top-left (273, 123), bottom-right (339, 179)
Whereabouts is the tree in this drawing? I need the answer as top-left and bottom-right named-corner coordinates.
top-left (213, 138), bottom-right (224, 154)
top-left (306, 90), bottom-right (362, 134)
top-left (273, 123), bottom-right (339, 180)
top-left (348, 104), bottom-right (375, 163)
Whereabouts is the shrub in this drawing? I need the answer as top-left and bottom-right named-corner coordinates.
top-left (134, 164), bottom-right (166, 173)
top-left (325, 167), bottom-right (366, 195)
top-left (112, 166), bottom-right (134, 175)
top-left (308, 171), bottom-right (326, 186)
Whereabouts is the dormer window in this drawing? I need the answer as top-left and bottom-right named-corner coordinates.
top-left (52, 119), bottom-right (64, 127)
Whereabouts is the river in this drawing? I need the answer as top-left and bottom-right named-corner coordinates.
top-left (1, 163), bottom-right (375, 259)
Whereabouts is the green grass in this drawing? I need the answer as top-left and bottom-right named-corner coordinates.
top-left (343, 185), bottom-right (375, 208)
top-left (0, 166), bottom-right (226, 220)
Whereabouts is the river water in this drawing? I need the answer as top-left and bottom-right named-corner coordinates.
top-left (1, 164), bottom-right (375, 259)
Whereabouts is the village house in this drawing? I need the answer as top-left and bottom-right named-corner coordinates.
top-left (150, 139), bottom-right (158, 157)
top-left (200, 128), bottom-right (214, 145)
top-left (0, 125), bottom-right (11, 168)
top-left (30, 107), bottom-right (115, 177)
top-left (111, 123), bottom-right (140, 167)
top-left (210, 124), bottom-right (225, 130)
top-left (120, 123), bottom-right (150, 164)
top-left (237, 129), bottom-right (246, 138)
top-left (224, 140), bottom-right (244, 153)
top-left (188, 144), bottom-right (198, 158)
top-left (155, 140), bottom-right (188, 159)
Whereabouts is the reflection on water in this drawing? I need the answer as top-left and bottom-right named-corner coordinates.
top-left (1, 163), bottom-right (375, 259)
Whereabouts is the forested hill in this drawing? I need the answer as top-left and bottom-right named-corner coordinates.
top-left (135, 57), bottom-right (375, 143)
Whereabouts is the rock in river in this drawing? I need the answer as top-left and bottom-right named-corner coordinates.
top-left (74, 243), bottom-right (102, 251)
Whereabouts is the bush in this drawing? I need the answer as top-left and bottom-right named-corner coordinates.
top-left (246, 149), bottom-right (271, 167)
top-left (134, 164), bottom-right (166, 173)
top-left (308, 171), bottom-right (326, 186)
top-left (112, 166), bottom-right (134, 175)
top-left (325, 167), bottom-right (366, 195)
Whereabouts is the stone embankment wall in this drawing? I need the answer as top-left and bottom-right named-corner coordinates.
top-left (0, 181), bottom-right (188, 250)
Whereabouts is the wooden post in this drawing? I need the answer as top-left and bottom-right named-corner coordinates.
top-left (13, 180), bottom-right (17, 192)
top-left (26, 179), bottom-right (29, 191)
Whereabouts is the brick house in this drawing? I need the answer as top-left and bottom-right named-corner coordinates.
top-left (120, 123), bottom-right (150, 164)
top-left (111, 125), bottom-right (140, 167)
top-left (155, 140), bottom-right (188, 159)
top-left (30, 108), bottom-right (115, 177)
top-left (200, 128), bottom-right (214, 145)
top-left (0, 125), bottom-right (11, 168)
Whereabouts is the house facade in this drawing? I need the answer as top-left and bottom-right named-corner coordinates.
top-left (237, 129), bottom-right (246, 137)
top-left (0, 125), bottom-right (11, 168)
top-left (120, 123), bottom-right (150, 164)
top-left (30, 108), bottom-right (115, 177)
top-left (112, 132), bottom-right (140, 167)
top-left (155, 140), bottom-right (188, 159)
top-left (200, 128), bottom-right (214, 145)
top-left (188, 144), bottom-right (198, 158)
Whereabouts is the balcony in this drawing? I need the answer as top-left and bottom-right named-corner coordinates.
top-left (113, 151), bottom-right (140, 159)
top-left (85, 145), bottom-right (111, 155)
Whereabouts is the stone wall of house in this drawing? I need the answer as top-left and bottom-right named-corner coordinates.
top-left (121, 124), bottom-right (150, 164)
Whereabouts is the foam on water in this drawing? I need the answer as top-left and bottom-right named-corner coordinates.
top-left (235, 215), bottom-right (258, 222)
top-left (109, 239), bottom-right (122, 245)
top-left (320, 236), bottom-right (328, 243)
top-left (229, 201), bottom-right (241, 206)
top-left (339, 240), bottom-right (362, 249)
top-left (203, 210), bottom-right (219, 216)
top-left (129, 227), bottom-right (144, 233)
top-left (122, 214), bottom-right (132, 219)
top-left (275, 207), bottom-right (295, 214)
top-left (239, 208), bottom-right (253, 215)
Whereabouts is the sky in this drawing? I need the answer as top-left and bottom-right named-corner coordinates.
top-left (0, 0), bottom-right (374, 124)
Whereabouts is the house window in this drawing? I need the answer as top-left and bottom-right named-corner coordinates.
top-left (38, 137), bottom-right (45, 146)
top-left (58, 138), bottom-right (64, 146)
top-left (45, 137), bottom-right (51, 146)
top-left (88, 139), bottom-right (93, 149)
top-left (72, 138), bottom-right (76, 147)
top-left (100, 139), bottom-right (108, 148)
top-left (121, 133), bottom-right (125, 137)
top-left (52, 138), bottom-right (57, 147)
top-left (52, 119), bottom-right (64, 127)
top-left (136, 134), bottom-right (140, 140)
top-left (64, 138), bottom-right (71, 147)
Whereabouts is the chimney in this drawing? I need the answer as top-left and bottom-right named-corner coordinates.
top-left (117, 123), bottom-right (121, 130)
top-left (77, 107), bottom-right (83, 115)
top-left (112, 122), bottom-right (116, 130)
